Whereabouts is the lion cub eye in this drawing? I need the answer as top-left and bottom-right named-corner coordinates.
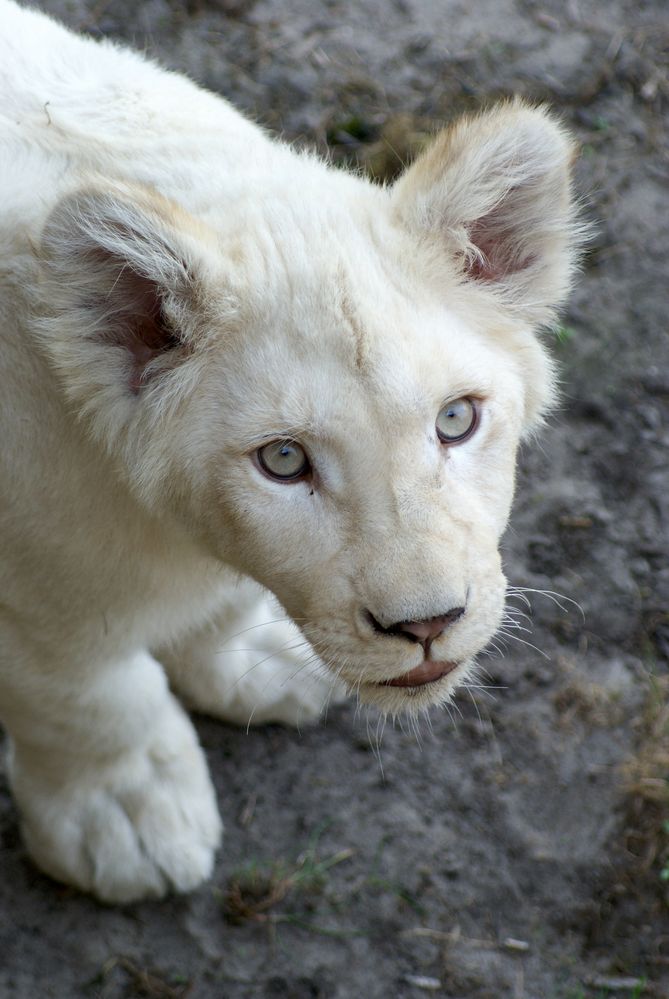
top-left (436, 397), bottom-right (478, 444)
top-left (256, 439), bottom-right (311, 481)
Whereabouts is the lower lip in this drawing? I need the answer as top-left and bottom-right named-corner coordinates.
top-left (380, 660), bottom-right (460, 688)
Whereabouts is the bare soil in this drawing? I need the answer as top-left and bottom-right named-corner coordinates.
top-left (1, 1), bottom-right (668, 997)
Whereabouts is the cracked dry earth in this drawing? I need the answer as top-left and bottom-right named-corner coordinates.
top-left (1, 1), bottom-right (668, 997)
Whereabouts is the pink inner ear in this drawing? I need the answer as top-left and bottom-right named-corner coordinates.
top-left (110, 269), bottom-right (182, 393)
top-left (466, 243), bottom-right (508, 283)
top-left (465, 194), bottom-right (536, 283)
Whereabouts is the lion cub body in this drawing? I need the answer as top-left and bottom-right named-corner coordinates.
top-left (0, 0), bottom-right (579, 901)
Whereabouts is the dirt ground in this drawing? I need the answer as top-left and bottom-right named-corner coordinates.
top-left (1, 0), bottom-right (668, 996)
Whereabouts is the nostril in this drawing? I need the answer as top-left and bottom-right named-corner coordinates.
top-left (400, 607), bottom-right (465, 642)
top-left (366, 610), bottom-right (395, 637)
top-left (366, 607), bottom-right (466, 644)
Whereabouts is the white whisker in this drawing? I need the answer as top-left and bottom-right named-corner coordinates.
top-left (497, 628), bottom-right (550, 660)
top-left (507, 585), bottom-right (585, 620)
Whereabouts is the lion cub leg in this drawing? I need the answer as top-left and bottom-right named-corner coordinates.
top-left (5, 649), bottom-right (222, 903)
top-left (159, 586), bottom-right (345, 728)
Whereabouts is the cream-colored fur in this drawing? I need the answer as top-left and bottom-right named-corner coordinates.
top-left (0, 0), bottom-right (581, 902)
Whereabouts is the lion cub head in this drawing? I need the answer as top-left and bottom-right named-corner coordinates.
top-left (36, 103), bottom-right (581, 714)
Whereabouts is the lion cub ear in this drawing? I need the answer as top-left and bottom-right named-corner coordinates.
top-left (36, 187), bottom-right (219, 404)
top-left (392, 102), bottom-right (582, 327)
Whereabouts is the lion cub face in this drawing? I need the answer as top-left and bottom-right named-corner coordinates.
top-left (196, 227), bottom-right (533, 715)
top-left (37, 104), bottom-right (579, 713)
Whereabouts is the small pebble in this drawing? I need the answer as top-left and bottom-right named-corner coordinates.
top-left (503, 937), bottom-right (530, 952)
top-left (404, 975), bottom-right (442, 991)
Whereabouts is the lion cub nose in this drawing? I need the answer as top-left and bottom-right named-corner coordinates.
top-left (368, 607), bottom-right (465, 647)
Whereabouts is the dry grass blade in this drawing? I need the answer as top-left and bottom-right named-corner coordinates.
top-left (222, 868), bottom-right (296, 923)
top-left (622, 675), bottom-right (669, 881)
top-left (220, 832), bottom-right (355, 925)
top-left (99, 956), bottom-right (193, 999)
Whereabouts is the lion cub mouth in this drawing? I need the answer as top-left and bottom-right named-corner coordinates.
top-left (381, 660), bottom-right (460, 688)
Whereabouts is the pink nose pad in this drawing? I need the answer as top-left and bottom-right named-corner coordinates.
top-left (368, 607), bottom-right (466, 650)
top-left (395, 608), bottom-right (465, 644)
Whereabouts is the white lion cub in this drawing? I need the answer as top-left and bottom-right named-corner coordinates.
top-left (0, 0), bottom-right (580, 902)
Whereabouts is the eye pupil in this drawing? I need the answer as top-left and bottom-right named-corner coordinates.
top-left (256, 439), bottom-right (310, 481)
top-left (436, 397), bottom-right (477, 443)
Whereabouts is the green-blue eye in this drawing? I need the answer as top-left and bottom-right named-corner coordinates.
top-left (436, 398), bottom-right (478, 443)
top-left (256, 439), bottom-right (311, 481)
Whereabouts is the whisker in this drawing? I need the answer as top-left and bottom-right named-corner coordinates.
top-left (484, 640), bottom-right (506, 658)
top-left (505, 589), bottom-right (532, 610)
top-left (497, 629), bottom-right (550, 660)
top-left (500, 620), bottom-right (533, 634)
top-left (507, 586), bottom-right (585, 620)
top-left (461, 683), bottom-right (507, 691)
top-left (212, 616), bottom-right (293, 651)
top-left (466, 686), bottom-right (484, 725)
top-left (503, 608), bottom-right (533, 625)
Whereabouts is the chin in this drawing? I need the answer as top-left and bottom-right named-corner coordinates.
top-left (348, 659), bottom-right (473, 717)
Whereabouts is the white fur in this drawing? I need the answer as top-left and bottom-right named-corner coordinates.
top-left (0, 0), bottom-right (580, 901)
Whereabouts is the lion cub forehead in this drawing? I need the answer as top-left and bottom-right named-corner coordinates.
top-left (224, 183), bottom-right (407, 340)
top-left (221, 186), bottom-right (501, 416)
top-left (231, 287), bottom-right (496, 446)
top-left (332, 270), bottom-right (496, 396)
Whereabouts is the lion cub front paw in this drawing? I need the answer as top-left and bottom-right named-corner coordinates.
top-left (12, 723), bottom-right (222, 904)
top-left (164, 612), bottom-right (348, 728)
